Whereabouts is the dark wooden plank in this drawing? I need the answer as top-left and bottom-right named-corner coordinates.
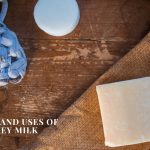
top-left (1, 39), bottom-right (123, 118)
top-left (6, 0), bottom-right (150, 40)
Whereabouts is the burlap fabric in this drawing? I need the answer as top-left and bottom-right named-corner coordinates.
top-left (31, 32), bottom-right (150, 150)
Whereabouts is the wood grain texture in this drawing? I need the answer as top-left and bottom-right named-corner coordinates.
top-left (0, 0), bottom-right (149, 149)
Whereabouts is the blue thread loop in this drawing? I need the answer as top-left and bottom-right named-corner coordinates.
top-left (0, 0), bottom-right (27, 86)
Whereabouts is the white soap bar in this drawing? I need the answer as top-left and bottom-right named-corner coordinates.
top-left (34, 0), bottom-right (80, 36)
top-left (96, 77), bottom-right (150, 147)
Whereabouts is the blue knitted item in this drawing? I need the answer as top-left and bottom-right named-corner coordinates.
top-left (0, 0), bottom-right (27, 86)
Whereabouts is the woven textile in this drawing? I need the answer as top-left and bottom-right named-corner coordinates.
top-left (29, 32), bottom-right (150, 150)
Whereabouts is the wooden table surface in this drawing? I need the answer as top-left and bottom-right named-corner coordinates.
top-left (0, 0), bottom-right (150, 149)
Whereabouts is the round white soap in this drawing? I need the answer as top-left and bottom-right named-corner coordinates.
top-left (34, 0), bottom-right (80, 36)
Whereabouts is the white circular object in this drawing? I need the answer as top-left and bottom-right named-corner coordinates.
top-left (34, 0), bottom-right (80, 36)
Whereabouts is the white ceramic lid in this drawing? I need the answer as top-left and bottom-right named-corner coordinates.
top-left (34, 0), bottom-right (80, 36)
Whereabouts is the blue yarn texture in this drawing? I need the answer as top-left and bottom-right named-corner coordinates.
top-left (0, 0), bottom-right (27, 86)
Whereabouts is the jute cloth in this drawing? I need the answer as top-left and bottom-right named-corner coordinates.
top-left (31, 32), bottom-right (150, 150)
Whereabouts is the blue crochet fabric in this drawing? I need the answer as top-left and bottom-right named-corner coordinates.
top-left (0, 0), bottom-right (27, 86)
